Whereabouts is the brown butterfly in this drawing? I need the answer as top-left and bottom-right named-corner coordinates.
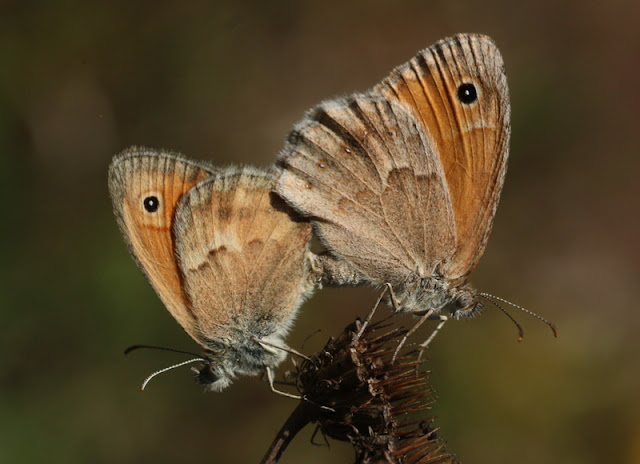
top-left (109, 148), bottom-right (315, 391)
top-left (276, 34), bottom-right (554, 349)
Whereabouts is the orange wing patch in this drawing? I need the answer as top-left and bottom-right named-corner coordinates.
top-left (374, 34), bottom-right (510, 279)
top-left (109, 148), bottom-right (214, 342)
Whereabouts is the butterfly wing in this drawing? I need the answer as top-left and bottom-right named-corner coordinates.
top-left (276, 94), bottom-right (456, 286)
top-left (373, 33), bottom-right (510, 279)
top-left (108, 147), bottom-right (215, 342)
top-left (173, 167), bottom-right (313, 343)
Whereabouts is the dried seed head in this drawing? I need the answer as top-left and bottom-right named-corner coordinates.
top-left (292, 318), bottom-right (457, 464)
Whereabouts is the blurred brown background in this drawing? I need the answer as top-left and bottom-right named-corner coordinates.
top-left (1, 1), bottom-right (639, 463)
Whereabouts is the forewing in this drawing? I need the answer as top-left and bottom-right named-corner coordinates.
top-left (108, 147), bottom-right (214, 342)
top-left (276, 95), bottom-right (456, 285)
top-left (173, 167), bottom-right (313, 340)
top-left (373, 33), bottom-right (510, 279)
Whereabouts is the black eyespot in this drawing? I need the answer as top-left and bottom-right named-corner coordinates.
top-left (457, 83), bottom-right (478, 104)
top-left (143, 196), bottom-right (160, 213)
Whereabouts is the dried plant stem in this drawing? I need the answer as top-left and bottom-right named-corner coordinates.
top-left (260, 401), bottom-right (314, 464)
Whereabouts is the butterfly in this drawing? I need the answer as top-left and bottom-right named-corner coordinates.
top-left (109, 147), bottom-right (316, 391)
top-left (275, 33), bottom-right (529, 349)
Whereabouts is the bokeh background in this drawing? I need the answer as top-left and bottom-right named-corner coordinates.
top-left (2, 1), bottom-right (639, 463)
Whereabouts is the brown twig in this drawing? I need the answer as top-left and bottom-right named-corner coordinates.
top-left (260, 401), bottom-right (315, 464)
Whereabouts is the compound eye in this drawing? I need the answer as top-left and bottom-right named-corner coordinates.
top-left (456, 291), bottom-right (475, 311)
top-left (196, 364), bottom-right (219, 385)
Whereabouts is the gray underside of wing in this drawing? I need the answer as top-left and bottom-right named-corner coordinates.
top-left (276, 94), bottom-right (457, 286)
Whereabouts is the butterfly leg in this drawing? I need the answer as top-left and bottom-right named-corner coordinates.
top-left (266, 367), bottom-right (336, 412)
top-left (386, 282), bottom-right (400, 312)
top-left (355, 285), bottom-right (389, 341)
top-left (266, 366), bottom-right (303, 400)
top-left (391, 308), bottom-right (435, 363)
top-left (417, 315), bottom-right (448, 361)
top-left (254, 338), bottom-right (312, 362)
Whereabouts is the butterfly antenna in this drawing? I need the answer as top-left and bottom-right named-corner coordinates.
top-left (124, 344), bottom-right (201, 357)
top-left (479, 293), bottom-right (558, 338)
top-left (139, 358), bottom-right (206, 391)
top-left (478, 294), bottom-right (525, 341)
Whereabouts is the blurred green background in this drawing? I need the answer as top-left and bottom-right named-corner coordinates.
top-left (2, 1), bottom-right (639, 463)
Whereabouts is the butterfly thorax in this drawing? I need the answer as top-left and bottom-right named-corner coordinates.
top-left (396, 275), bottom-right (479, 319)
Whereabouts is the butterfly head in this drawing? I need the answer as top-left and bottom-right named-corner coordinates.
top-left (395, 275), bottom-right (479, 318)
top-left (193, 359), bottom-right (234, 392)
top-left (445, 284), bottom-right (482, 319)
top-left (192, 331), bottom-right (289, 392)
